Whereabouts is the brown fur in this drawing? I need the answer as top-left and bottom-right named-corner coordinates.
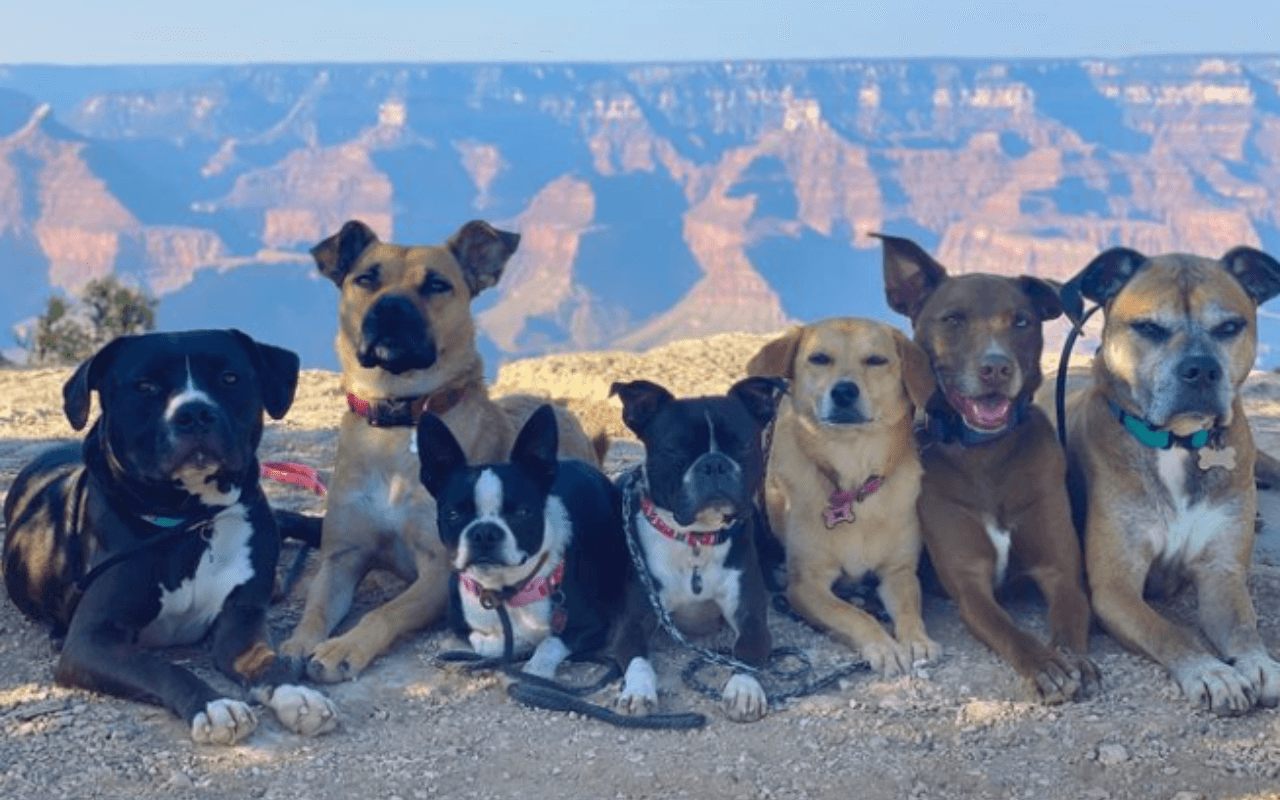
top-left (748, 318), bottom-right (940, 675)
top-left (280, 220), bottom-right (598, 682)
top-left (878, 232), bottom-right (1099, 704)
top-left (1062, 248), bottom-right (1280, 715)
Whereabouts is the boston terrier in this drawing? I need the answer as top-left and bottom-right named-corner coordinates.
top-left (416, 404), bottom-right (629, 679)
top-left (608, 376), bottom-right (785, 722)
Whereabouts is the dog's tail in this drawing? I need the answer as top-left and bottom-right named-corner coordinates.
top-left (1257, 448), bottom-right (1280, 491)
top-left (592, 431), bottom-right (612, 466)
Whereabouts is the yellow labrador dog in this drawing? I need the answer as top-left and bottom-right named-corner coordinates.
top-left (280, 219), bottom-right (599, 682)
top-left (748, 318), bottom-right (940, 675)
top-left (1060, 244), bottom-right (1280, 715)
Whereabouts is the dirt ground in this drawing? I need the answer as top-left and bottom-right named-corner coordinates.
top-left (3, 334), bottom-right (1280, 800)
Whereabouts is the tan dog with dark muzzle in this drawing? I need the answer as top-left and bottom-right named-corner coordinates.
top-left (748, 318), bottom-right (940, 675)
top-left (878, 233), bottom-right (1099, 704)
top-left (1060, 245), bottom-right (1280, 715)
top-left (279, 220), bottom-right (599, 683)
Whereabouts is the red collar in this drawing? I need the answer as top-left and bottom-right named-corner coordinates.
top-left (457, 560), bottom-right (565, 609)
top-left (824, 475), bottom-right (883, 529)
top-left (640, 495), bottom-right (732, 548)
top-left (346, 388), bottom-right (465, 427)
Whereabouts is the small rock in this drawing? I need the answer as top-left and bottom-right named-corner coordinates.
top-left (1096, 744), bottom-right (1129, 766)
top-left (1170, 793), bottom-right (1204, 800)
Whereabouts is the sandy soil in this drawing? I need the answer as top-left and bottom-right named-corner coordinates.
top-left (3, 335), bottom-right (1280, 800)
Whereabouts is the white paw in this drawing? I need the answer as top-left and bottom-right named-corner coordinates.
top-left (470, 633), bottom-right (505, 659)
top-left (1232, 650), bottom-right (1280, 708)
top-left (522, 637), bottom-right (570, 680)
top-left (191, 699), bottom-right (257, 745)
top-left (1171, 656), bottom-right (1255, 716)
top-left (722, 673), bottom-right (767, 722)
top-left (615, 658), bottom-right (658, 716)
top-left (265, 684), bottom-right (339, 737)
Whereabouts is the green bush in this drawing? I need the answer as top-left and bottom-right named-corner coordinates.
top-left (27, 276), bottom-right (158, 366)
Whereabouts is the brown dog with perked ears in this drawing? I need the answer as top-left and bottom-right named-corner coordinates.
top-left (876, 232), bottom-right (1100, 704)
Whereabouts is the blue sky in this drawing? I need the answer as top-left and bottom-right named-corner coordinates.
top-left (2, 0), bottom-right (1276, 64)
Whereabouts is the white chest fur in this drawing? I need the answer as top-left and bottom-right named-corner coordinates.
top-left (139, 504), bottom-right (255, 647)
top-left (981, 516), bottom-right (1012, 587)
top-left (1150, 449), bottom-right (1235, 564)
top-left (461, 593), bottom-right (553, 658)
top-left (635, 514), bottom-right (740, 633)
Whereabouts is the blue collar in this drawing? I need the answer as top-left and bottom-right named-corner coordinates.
top-left (1107, 398), bottom-right (1214, 450)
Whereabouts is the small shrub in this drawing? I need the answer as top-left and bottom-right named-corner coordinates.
top-left (26, 276), bottom-right (158, 366)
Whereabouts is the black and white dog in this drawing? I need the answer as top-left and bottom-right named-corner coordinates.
top-left (608, 376), bottom-right (785, 722)
top-left (416, 404), bottom-right (629, 678)
top-left (2, 330), bottom-right (337, 745)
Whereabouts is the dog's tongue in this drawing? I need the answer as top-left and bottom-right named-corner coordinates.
top-left (956, 393), bottom-right (1013, 432)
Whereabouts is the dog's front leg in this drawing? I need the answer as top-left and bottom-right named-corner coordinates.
top-left (721, 557), bottom-right (770, 723)
top-left (210, 599), bottom-right (338, 737)
top-left (610, 582), bottom-right (661, 716)
top-left (306, 550), bottom-right (449, 683)
top-left (1190, 537), bottom-right (1280, 709)
top-left (788, 558), bottom-right (912, 675)
top-left (280, 532), bottom-right (371, 661)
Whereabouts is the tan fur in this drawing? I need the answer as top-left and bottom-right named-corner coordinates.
top-left (1064, 254), bottom-right (1280, 715)
top-left (280, 222), bottom-right (597, 682)
top-left (748, 318), bottom-right (940, 676)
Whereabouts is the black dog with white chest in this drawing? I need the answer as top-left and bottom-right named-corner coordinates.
top-left (608, 376), bottom-right (785, 722)
top-left (2, 330), bottom-right (337, 745)
top-left (417, 404), bottom-right (629, 678)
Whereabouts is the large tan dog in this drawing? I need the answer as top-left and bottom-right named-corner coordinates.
top-left (878, 233), bottom-right (1099, 703)
top-left (748, 318), bottom-right (941, 675)
top-left (1060, 245), bottom-right (1280, 715)
top-left (280, 219), bottom-right (598, 682)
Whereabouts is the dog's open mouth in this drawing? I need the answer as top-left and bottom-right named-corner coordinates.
top-left (950, 391), bottom-right (1013, 432)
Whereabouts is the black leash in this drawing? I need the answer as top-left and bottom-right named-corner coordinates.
top-left (1054, 304), bottom-right (1100, 449)
top-left (617, 467), bottom-right (872, 705)
top-left (76, 516), bottom-right (215, 593)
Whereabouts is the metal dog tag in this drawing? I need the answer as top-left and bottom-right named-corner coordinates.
top-left (1198, 445), bottom-right (1236, 472)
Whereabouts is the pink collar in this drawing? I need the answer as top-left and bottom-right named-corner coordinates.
top-left (458, 560), bottom-right (565, 609)
top-left (640, 495), bottom-right (731, 548)
top-left (824, 475), bottom-right (883, 529)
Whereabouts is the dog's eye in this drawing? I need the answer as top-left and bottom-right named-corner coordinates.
top-left (942, 312), bottom-right (966, 328)
top-left (807, 352), bottom-right (832, 366)
top-left (134, 379), bottom-right (160, 396)
top-left (1212, 318), bottom-right (1246, 340)
top-left (512, 505), bottom-right (535, 520)
top-left (1130, 320), bottom-right (1170, 342)
top-left (353, 268), bottom-right (380, 290)
top-left (443, 507), bottom-right (462, 524)
top-left (1012, 313), bottom-right (1031, 330)
top-left (221, 371), bottom-right (239, 386)
top-left (864, 355), bottom-right (889, 366)
top-left (422, 274), bottom-right (452, 296)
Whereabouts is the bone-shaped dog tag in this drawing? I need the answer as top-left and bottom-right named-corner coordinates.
top-left (1198, 445), bottom-right (1236, 472)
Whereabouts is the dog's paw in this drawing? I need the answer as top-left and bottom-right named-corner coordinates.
top-left (264, 685), bottom-right (339, 737)
top-left (1231, 650), bottom-right (1280, 708)
top-left (616, 658), bottom-right (658, 717)
top-left (278, 634), bottom-right (316, 661)
top-left (1171, 656), bottom-right (1255, 716)
top-left (901, 633), bottom-right (942, 666)
top-left (306, 633), bottom-right (377, 684)
top-left (191, 699), bottom-right (257, 746)
top-left (861, 639), bottom-right (912, 677)
top-left (722, 673), bottom-right (768, 723)
top-left (1060, 648), bottom-right (1103, 700)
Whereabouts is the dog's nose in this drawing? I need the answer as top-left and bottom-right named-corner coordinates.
top-left (1178, 356), bottom-right (1221, 389)
top-left (171, 401), bottom-right (218, 435)
top-left (830, 381), bottom-right (860, 408)
top-left (979, 354), bottom-right (1014, 386)
top-left (693, 453), bottom-right (736, 479)
top-left (467, 522), bottom-right (505, 551)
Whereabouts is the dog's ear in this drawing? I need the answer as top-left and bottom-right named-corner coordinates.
top-left (746, 326), bottom-right (802, 380)
top-left (893, 330), bottom-right (937, 411)
top-left (609, 380), bottom-right (675, 437)
top-left (1060, 247), bottom-right (1147, 324)
top-left (1017, 276), bottom-right (1063, 322)
top-left (511, 404), bottom-right (559, 493)
top-left (416, 412), bottom-right (469, 498)
top-left (729, 376), bottom-right (788, 428)
top-left (448, 220), bottom-right (521, 298)
top-left (62, 336), bottom-right (131, 431)
top-left (311, 220), bottom-right (379, 287)
top-left (1221, 246), bottom-right (1280, 306)
top-left (228, 330), bottom-right (300, 420)
top-left (871, 232), bottom-right (948, 321)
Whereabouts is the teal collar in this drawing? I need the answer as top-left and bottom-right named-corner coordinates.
top-left (141, 515), bottom-right (188, 528)
top-left (1107, 398), bottom-right (1214, 450)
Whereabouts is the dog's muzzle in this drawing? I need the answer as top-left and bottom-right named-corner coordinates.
top-left (359, 295), bottom-right (438, 374)
top-left (821, 380), bottom-right (868, 425)
top-left (163, 399), bottom-right (239, 472)
top-left (461, 521), bottom-right (512, 567)
top-left (675, 452), bottom-right (746, 526)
